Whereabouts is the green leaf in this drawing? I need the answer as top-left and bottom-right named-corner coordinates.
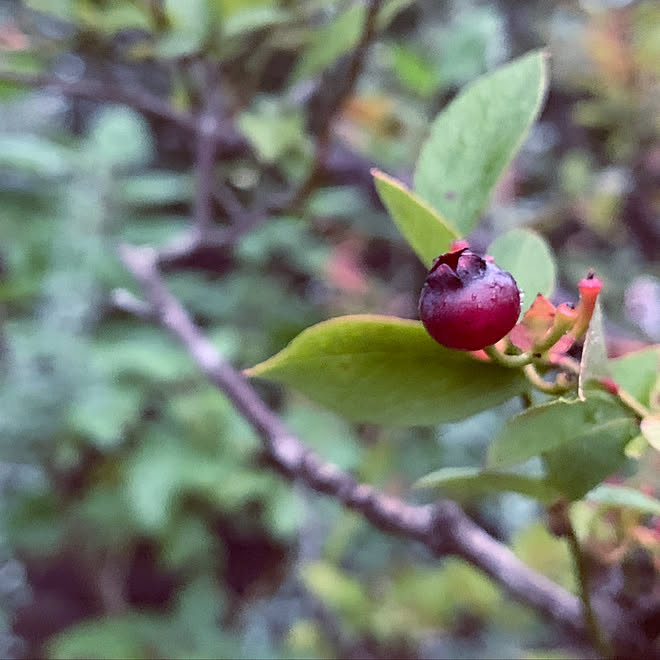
top-left (293, 3), bottom-right (364, 81)
top-left (488, 395), bottom-right (632, 468)
top-left (212, 0), bottom-right (276, 19)
top-left (389, 45), bottom-right (438, 98)
top-left (578, 301), bottom-right (611, 400)
top-left (624, 433), bottom-right (648, 459)
top-left (585, 484), bottom-right (660, 515)
top-left (157, 0), bottom-right (211, 57)
top-left (292, 0), bottom-right (411, 81)
top-left (47, 614), bottom-right (163, 660)
top-left (24, 0), bottom-right (73, 20)
top-left (79, 1), bottom-right (152, 34)
top-left (392, 561), bottom-right (500, 629)
top-left (487, 228), bottom-right (555, 314)
top-left (125, 435), bottom-right (185, 531)
top-left (543, 417), bottom-right (637, 500)
top-left (87, 106), bottom-right (152, 168)
top-left (117, 172), bottom-right (193, 206)
top-left (372, 169), bottom-right (459, 267)
top-left (301, 561), bottom-right (371, 633)
top-left (222, 6), bottom-right (289, 38)
top-left (0, 135), bottom-right (70, 177)
top-left (414, 466), bottom-right (558, 503)
top-left (237, 106), bottom-right (307, 164)
top-left (68, 384), bottom-right (142, 449)
top-left (413, 50), bottom-right (548, 235)
top-left (641, 416), bottom-right (660, 451)
top-left (119, 216), bottom-right (189, 246)
top-left (91, 326), bottom-right (197, 383)
top-left (512, 522), bottom-right (576, 592)
top-left (435, 6), bottom-right (505, 88)
top-left (264, 484), bottom-right (305, 539)
top-left (247, 315), bottom-right (526, 426)
top-left (284, 402), bottom-right (362, 470)
top-left (609, 345), bottom-right (660, 406)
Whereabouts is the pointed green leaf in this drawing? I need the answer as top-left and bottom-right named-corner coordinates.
top-left (372, 169), bottom-right (460, 267)
top-left (247, 315), bottom-right (526, 426)
top-left (415, 466), bottom-right (558, 503)
top-left (609, 345), bottom-right (660, 406)
top-left (585, 484), bottom-right (660, 515)
top-left (578, 301), bottom-right (611, 399)
top-left (487, 228), bottom-right (556, 315)
top-left (292, 0), bottom-right (412, 81)
top-left (488, 395), bottom-right (633, 468)
top-left (543, 417), bottom-right (637, 500)
top-left (414, 50), bottom-right (548, 234)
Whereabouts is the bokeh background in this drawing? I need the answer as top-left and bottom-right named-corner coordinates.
top-left (1, 0), bottom-right (659, 658)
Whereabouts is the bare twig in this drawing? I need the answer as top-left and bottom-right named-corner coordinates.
top-left (117, 243), bottom-right (586, 640)
top-left (566, 518), bottom-right (613, 657)
top-left (193, 107), bottom-right (219, 235)
top-left (0, 71), bottom-right (247, 156)
top-left (325, 0), bottom-right (384, 129)
top-left (0, 68), bottom-right (383, 263)
top-left (110, 288), bottom-right (154, 319)
top-left (290, 0), bottom-right (385, 209)
top-left (213, 179), bottom-right (249, 222)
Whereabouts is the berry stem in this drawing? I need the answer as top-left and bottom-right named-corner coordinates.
top-left (523, 364), bottom-right (572, 395)
top-left (483, 344), bottom-right (533, 368)
top-left (532, 312), bottom-right (576, 353)
top-left (555, 356), bottom-right (581, 375)
top-left (617, 388), bottom-right (651, 419)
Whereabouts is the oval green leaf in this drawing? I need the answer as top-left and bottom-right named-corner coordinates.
top-left (487, 228), bottom-right (556, 315)
top-left (414, 466), bottom-right (559, 503)
top-left (372, 169), bottom-right (460, 267)
top-left (585, 484), bottom-right (660, 515)
top-left (413, 50), bottom-right (548, 235)
top-left (542, 417), bottom-right (636, 500)
top-left (487, 395), bottom-right (634, 468)
top-left (609, 345), bottom-right (660, 406)
top-left (246, 315), bottom-right (527, 426)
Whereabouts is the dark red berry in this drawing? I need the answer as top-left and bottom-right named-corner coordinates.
top-left (419, 248), bottom-right (521, 350)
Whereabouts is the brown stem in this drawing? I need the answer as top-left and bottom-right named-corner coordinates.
top-left (117, 243), bottom-right (586, 640)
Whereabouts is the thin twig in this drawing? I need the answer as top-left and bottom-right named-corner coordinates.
top-left (117, 243), bottom-right (586, 640)
top-left (213, 179), bottom-right (249, 221)
top-left (290, 0), bottom-right (384, 210)
top-left (326, 0), bottom-right (384, 126)
top-left (0, 71), bottom-right (246, 155)
top-left (566, 519), bottom-right (613, 658)
top-left (193, 99), bottom-right (220, 235)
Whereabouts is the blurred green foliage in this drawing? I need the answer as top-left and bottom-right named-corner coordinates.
top-left (0, 1), bottom-right (659, 659)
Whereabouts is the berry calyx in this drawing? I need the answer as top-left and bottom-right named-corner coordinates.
top-left (419, 248), bottom-right (521, 350)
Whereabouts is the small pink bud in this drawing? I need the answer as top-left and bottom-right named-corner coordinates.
top-left (571, 271), bottom-right (603, 340)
